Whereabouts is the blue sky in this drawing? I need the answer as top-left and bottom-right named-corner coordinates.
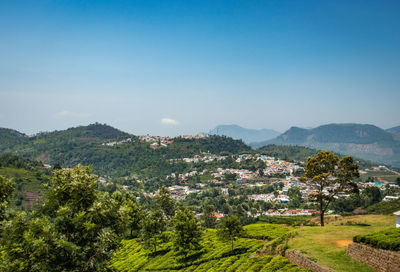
top-left (0, 0), bottom-right (399, 136)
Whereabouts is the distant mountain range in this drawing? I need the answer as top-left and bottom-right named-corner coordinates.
top-left (208, 124), bottom-right (280, 144)
top-left (251, 123), bottom-right (400, 167)
top-left (2, 122), bottom-right (400, 170)
top-left (387, 125), bottom-right (400, 141)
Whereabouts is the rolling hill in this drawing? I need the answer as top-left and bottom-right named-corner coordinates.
top-left (252, 124), bottom-right (400, 167)
top-left (0, 123), bottom-right (251, 179)
top-left (208, 124), bottom-right (280, 144)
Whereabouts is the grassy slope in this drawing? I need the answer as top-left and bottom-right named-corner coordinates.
top-left (109, 224), bottom-right (308, 272)
top-left (287, 214), bottom-right (395, 272)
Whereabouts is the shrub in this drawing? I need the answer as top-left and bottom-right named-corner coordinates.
top-left (353, 228), bottom-right (400, 251)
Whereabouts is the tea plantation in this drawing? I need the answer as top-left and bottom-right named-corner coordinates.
top-left (354, 227), bottom-right (400, 251)
top-left (109, 224), bottom-right (308, 272)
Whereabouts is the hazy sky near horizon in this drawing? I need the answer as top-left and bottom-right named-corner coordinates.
top-left (1, 0), bottom-right (399, 136)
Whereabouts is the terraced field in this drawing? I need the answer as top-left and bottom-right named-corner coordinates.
top-left (109, 224), bottom-right (307, 272)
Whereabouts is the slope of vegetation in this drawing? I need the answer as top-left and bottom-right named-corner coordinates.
top-left (354, 227), bottom-right (400, 251)
top-left (0, 128), bottom-right (28, 153)
top-left (366, 199), bottom-right (400, 214)
top-left (242, 223), bottom-right (293, 240)
top-left (109, 227), bottom-right (307, 272)
top-left (0, 124), bottom-right (251, 179)
top-left (0, 154), bottom-right (50, 209)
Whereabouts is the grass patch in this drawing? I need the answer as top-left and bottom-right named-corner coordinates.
top-left (287, 214), bottom-right (395, 272)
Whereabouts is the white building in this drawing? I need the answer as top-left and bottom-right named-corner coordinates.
top-left (394, 211), bottom-right (400, 228)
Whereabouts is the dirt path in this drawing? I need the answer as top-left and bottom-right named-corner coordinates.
top-left (334, 240), bottom-right (353, 248)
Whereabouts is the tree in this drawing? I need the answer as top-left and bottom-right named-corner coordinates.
top-left (201, 205), bottom-right (216, 228)
top-left (172, 205), bottom-right (203, 257)
top-left (1, 165), bottom-right (131, 272)
top-left (0, 175), bottom-right (14, 221)
top-left (141, 209), bottom-right (167, 255)
top-left (288, 187), bottom-right (302, 209)
top-left (224, 173), bottom-right (237, 182)
top-left (217, 215), bottom-right (244, 251)
top-left (363, 187), bottom-right (382, 206)
top-left (155, 186), bottom-right (176, 218)
top-left (299, 151), bottom-right (359, 226)
top-left (122, 192), bottom-right (145, 238)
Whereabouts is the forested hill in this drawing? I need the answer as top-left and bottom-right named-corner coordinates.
top-left (0, 128), bottom-right (29, 152)
top-left (0, 123), bottom-right (131, 153)
top-left (0, 123), bottom-right (251, 178)
top-left (252, 123), bottom-right (400, 167)
top-left (34, 122), bottom-right (131, 141)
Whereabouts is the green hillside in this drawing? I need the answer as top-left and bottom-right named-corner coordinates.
top-left (0, 123), bottom-right (251, 179)
top-left (109, 224), bottom-right (307, 272)
top-left (0, 128), bottom-right (29, 153)
top-left (0, 154), bottom-right (51, 210)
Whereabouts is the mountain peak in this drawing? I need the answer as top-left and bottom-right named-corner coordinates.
top-left (253, 123), bottom-right (400, 166)
top-left (208, 124), bottom-right (280, 144)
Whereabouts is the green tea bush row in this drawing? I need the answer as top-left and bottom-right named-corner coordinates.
top-left (109, 227), bottom-right (308, 271)
top-left (258, 216), bottom-right (311, 226)
top-left (353, 228), bottom-right (400, 251)
top-left (242, 223), bottom-right (292, 240)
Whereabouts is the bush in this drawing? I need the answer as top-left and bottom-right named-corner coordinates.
top-left (353, 228), bottom-right (400, 251)
top-left (258, 216), bottom-right (311, 226)
top-left (242, 223), bottom-right (292, 240)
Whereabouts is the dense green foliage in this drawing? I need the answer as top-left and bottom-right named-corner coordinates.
top-left (109, 227), bottom-right (307, 272)
top-left (242, 223), bottom-right (293, 240)
top-left (366, 199), bottom-right (400, 214)
top-left (300, 151), bottom-right (359, 226)
top-left (0, 154), bottom-right (51, 209)
top-left (0, 124), bottom-right (251, 179)
top-left (155, 186), bottom-right (176, 218)
top-left (353, 228), bottom-right (400, 251)
top-left (141, 209), bottom-right (167, 255)
top-left (217, 215), bottom-right (244, 251)
top-left (0, 153), bottom-right (45, 170)
top-left (258, 216), bottom-right (312, 226)
top-left (172, 205), bottom-right (203, 256)
top-left (0, 175), bottom-right (14, 220)
top-left (0, 165), bottom-right (136, 272)
top-left (0, 128), bottom-right (28, 153)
